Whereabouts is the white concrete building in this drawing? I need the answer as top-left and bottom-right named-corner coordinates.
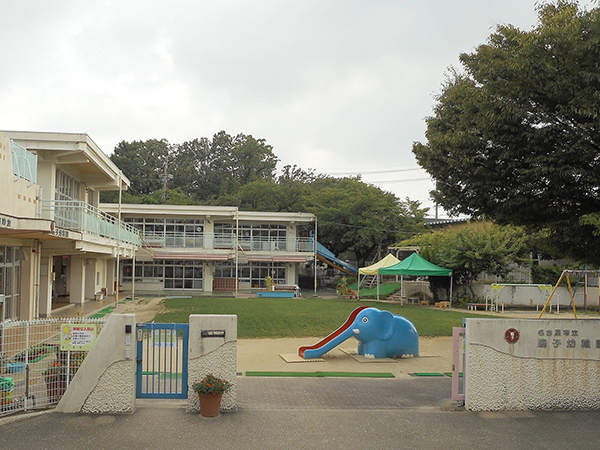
top-left (0, 129), bottom-right (317, 321)
top-left (0, 131), bottom-right (140, 320)
top-left (100, 204), bottom-right (316, 295)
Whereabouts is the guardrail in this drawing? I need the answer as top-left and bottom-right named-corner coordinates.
top-left (11, 140), bottom-right (37, 185)
top-left (142, 232), bottom-right (312, 252)
top-left (41, 200), bottom-right (141, 246)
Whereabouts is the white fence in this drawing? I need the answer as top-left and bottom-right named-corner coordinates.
top-left (0, 318), bottom-right (106, 417)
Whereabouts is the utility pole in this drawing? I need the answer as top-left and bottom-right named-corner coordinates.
top-left (162, 158), bottom-right (169, 200)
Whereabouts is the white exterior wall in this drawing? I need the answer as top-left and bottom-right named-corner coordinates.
top-left (0, 134), bottom-right (39, 219)
top-left (57, 314), bottom-right (137, 414)
top-left (464, 318), bottom-right (600, 411)
top-left (204, 261), bottom-right (214, 294)
top-left (56, 314), bottom-right (238, 415)
top-left (460, 284), bottom-right (598, 310)
top-left (188, 314), bottom-right (237, 412)
top-left (0, 131), bottom-right (139, 320)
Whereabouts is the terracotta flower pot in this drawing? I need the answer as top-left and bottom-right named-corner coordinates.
top-left (198, 393), bottom-right (223, 417)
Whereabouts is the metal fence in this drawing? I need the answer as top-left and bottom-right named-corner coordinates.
top-left (0, 317), bottom-right (107, 417)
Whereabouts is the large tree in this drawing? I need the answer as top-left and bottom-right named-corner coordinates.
top-left (106, 132), bottom-right (279, 203)
top-left (413, 1), bottom-right (600, 263)
top-left (172, 131), bottom-right (278, 202)
top-left (306, 177), bottom-right (427, 267)
top-left (399, 222), bottom-right (529, 297)
top-left (109, 139), bottom-right (171, 196)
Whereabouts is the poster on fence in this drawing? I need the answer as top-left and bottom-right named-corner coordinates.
top-left (60, 324), bottom-right (97, 351)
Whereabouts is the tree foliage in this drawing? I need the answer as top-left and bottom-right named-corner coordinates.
top-left (109, 139), bottom-right (171, 196)
top-left (399, 222), bottom-right (529, 295)
top-left (102, 131), bottom-right (427, 266)
top-left (105, 131), bottom-right (278, 203)
top-left (413, 1), bottom-right (600, 263)
top-left (307, 177), bottom-right (427, 267)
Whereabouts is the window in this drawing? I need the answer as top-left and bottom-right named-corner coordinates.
top-left (214, 261), bottom-right (286, 288)
top-left (55, 170), bottom-right (80, 201)
top-left (122, 259), bottom-right (202, 290)
top-left (123, 218), bottom-right (204, 248)
top-left (238, 223), bottom-right (287, 251)
top-left (0, 246), bottom-right (21, 320)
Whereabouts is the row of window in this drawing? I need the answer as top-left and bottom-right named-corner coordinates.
top-left (123, 217), bottom-right (287, 239)
top-left (122, 260), bottom-right (286, 290)
top-left (124, 218), bottom-right (205, 235)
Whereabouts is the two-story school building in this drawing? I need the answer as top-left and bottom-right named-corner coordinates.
top-left (0, 130), bottom-right (317, 321)
top-left (0, 130), bottom-right (140, 321)
top-left (100, 204), bottom-right (316, 295)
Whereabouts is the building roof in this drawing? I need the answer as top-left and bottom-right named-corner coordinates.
top-left (100, 203), bottom-right (316, 223)
top-left (1, 130), bottom-right (130, 190)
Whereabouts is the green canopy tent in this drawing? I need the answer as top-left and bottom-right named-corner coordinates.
top-left (379, 253), bottom-right (453, 305)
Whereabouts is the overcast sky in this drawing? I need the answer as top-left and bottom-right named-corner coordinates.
top-left (1, 1), bottom-right (596, 217)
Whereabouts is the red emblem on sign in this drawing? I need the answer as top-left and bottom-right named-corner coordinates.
top-left (505, 328), bottom-right (519, 343)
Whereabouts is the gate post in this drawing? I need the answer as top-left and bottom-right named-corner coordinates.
top-left (57, 314), bottom-right (136, 414)
top-left (188, 315), bottom-right (237, 412)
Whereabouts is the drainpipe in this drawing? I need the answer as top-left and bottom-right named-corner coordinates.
top-left (115, 171), bottom-right (122, 308)
top-left (131, 245), bottom-right (136, 300)
top-left (235, 209), bottom-right (239, 296)
top-left (314, 217), bottom-right (317, 295)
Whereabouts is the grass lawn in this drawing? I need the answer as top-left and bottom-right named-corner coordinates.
top-left (349, 281), bottom-right (401, 298)
top-left (154, 297), bottom-right (491, 339)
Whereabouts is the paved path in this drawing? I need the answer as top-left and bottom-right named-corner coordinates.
top-left (10, 297), bottom-right (596, 448)
top-left (2, 377), bottom-right (600, 450)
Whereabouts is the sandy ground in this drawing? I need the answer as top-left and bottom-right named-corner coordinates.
top-left (110, 296), bottom-right (456, 378)
top-left (108, 295), bottom-right (590, 378)
top-left (237, 336), bottom-right (455, 379)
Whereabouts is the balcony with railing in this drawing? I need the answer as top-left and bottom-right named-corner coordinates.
top-left (11, 140), bottom-right (38, 184)
top-left (140, 231), bottom-right (312, 252)
top-left (41, 200), bottom-right (142, 246)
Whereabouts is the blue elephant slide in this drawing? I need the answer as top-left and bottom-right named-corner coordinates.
top-left (299, 306), bottom-right (419, 359)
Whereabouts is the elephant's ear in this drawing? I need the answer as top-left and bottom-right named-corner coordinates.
top-left (376, 311), bottom-right (395, 341)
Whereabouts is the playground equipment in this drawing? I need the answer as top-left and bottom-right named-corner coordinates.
top-left (539, 269), bottom-right (600, 318)
top-left (314, 241), bottom-right (357, 275)
top-left (299, 306), bottom-right (419, 359)
top-left (490, 283), bottom-right (553, 312)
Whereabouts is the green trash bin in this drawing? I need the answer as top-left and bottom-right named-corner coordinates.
top-left (0, 376), bottom-right (15, 405)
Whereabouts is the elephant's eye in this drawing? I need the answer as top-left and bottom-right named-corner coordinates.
top-left (362, 317), bottom-right (368, 323)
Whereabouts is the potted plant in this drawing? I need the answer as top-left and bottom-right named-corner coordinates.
top-left (43, 351), bottom-right (88, 403)
top-left (265, 276), bottom-right (275, 291)
top-left (191, 373), bottom-right (232, 417)
top-left (44, 361), bottom-right (68, 402)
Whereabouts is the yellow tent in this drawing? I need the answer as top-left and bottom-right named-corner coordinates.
top-left (358, 254), bottom-right (401, 275)
top-left (357, 254), bottom-right (401, 300)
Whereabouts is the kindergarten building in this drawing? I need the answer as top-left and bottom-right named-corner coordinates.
top-left (100, 204), bottom-right (316, 295)
top-left (0, 130), bottom-right (139, 321)
top-left (0, 130), bottom-right (317, 321)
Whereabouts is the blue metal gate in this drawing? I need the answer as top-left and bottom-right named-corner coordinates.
top-left (136, 323), bottom-right (189, 399)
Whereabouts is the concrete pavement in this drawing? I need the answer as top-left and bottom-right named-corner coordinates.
top-left (5, 297), bottom-right (599, 449)
top-left (2, 378), bottom-right (600, 450)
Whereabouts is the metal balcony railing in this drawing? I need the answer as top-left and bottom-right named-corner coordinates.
top-left (140, 231), bottom-right (312, 252)
top-left (41, 200), bottom-right (142, 246)
top-left (11, 140), bottom-right (37, 184)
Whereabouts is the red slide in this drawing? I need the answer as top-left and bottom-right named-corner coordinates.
top-left (299, 306), bottom-right (369, 359)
